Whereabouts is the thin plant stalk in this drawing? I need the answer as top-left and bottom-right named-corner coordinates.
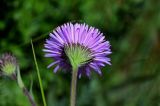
top-left (70, 69), bottom-right (78, 106)
top-left (31, 40), bottom-right (47, 106)
top-left (23, 87), bottom-right (36, 106)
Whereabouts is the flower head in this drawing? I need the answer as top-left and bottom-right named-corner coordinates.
top-left (0, 53), bottom-right (18, 77)
top-left (43, 23), bottom-right (111, 77)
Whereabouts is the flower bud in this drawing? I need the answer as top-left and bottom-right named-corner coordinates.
top-left (0, 53), bottom-right (18, 78)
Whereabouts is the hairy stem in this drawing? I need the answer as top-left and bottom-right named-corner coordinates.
top-left (16, 67), bottom-right (36, 106)
top-left (70, 69), bottom-right (78, 106)
top-left (23, 87), bottom-right (36, 106)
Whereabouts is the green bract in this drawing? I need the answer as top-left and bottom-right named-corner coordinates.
top-left (65, 44), bottom-right (92, 70)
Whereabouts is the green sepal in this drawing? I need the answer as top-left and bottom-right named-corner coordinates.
top-left (17, 67), bottom-right (24, 88)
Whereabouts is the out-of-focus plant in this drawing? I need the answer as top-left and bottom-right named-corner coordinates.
top-left (0, 53), bottom-right (36, 106)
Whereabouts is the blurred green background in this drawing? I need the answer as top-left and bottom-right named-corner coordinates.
top-left (0, 0), bottom-right (160, 106)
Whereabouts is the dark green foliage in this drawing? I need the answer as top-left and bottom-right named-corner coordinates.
top-left (0, 0), bottom-right (160, 106)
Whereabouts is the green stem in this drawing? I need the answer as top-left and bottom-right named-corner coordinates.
top-left (70, 69), bottom-right (78, 106)
top-left (31, 40), bottom-right (47, 106)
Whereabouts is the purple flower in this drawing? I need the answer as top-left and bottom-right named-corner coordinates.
top-left (43, 23), bottom-right (111, 78)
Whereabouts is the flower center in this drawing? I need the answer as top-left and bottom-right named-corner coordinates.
top-left (64, 44), bottom-right (92, 70)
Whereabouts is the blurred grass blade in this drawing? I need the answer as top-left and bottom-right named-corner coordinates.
top-left (31, 40), bottom-right (47, 106)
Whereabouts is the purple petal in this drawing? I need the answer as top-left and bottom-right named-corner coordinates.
top-left (53, 65), bottom-right (60, 73)
top-left (74, 24), bottom-right (80, 44)
top-left (86, 67), bottom-right (91, 77)
top-left (47, 60), bottom-right (60, 68)
top-left (43, 49), bottom-right (61, 54)
top-left (53, 31), bottom-right (64, 44)
top-left (94, 57), bottom-right (111, 65)
top-left (89, 63), bottom-right (102, 75)
top-left (91, 51), bottom-right (112, 57)
top-left (45, 53), bottom-right (60, 57)
top-left (49, 33), bottom-right (63, 45)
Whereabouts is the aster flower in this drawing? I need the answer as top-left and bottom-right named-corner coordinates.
top-left (43, 23), bottom-right (111, 77)
top-left (0, 53), bottom-right (18, 78)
